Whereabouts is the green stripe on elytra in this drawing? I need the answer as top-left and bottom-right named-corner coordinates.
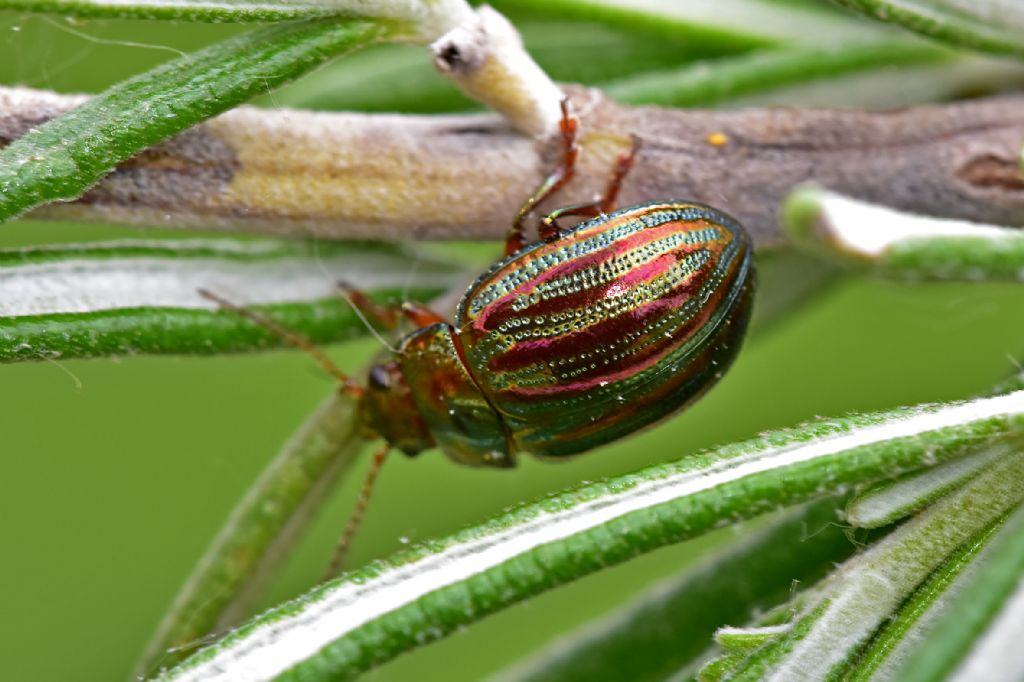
top-left (464, 204), bottom-right (730, 317)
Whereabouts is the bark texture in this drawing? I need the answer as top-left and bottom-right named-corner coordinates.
top-left (2, 85), bottom-right (1023, 248)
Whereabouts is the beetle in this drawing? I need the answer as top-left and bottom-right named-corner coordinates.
top-left (202, 100), bottom-right (754, 574)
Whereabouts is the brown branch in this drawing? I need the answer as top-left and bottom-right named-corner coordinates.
top-left (3, 85), bottom-right (1023, 248)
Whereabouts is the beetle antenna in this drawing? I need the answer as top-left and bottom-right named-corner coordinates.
top-left (197, 288), bottom-right (364, 397)
top-left (335, 283), bottom-right (402, 354)
top-left (309, 238), bottom-right (402, 353)
top-left (323, 442), bottom-right (391, 579)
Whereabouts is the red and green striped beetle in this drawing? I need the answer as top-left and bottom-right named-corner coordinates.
top-left (204, 101), bottom-right (753, 572)
top-left (361, 102), bottom-right (753, 468)
top-left (370, 199), bottom-right (753, 467)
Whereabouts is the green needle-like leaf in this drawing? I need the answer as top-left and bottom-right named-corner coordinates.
top-left (274, 20), bottom-right (735, 113)
top-left (138, 393), bottom-right (364, 677)
top-left (498, 497), bottom-right (858, 682)
top-left (893, 502), bottom-right (1024, 682)
top-left (493, 0), bottom-right (892, 49)
top-left (0, 239), bottom-right (460, 361)
top-left (0, 18), bottom-right (385, 222)
top-left (0, 0), bottom-right (337, 22)
top-left (605, 41), bottom-right (950, 107)
top-left (844, 516), bottom-right (1006, 682)
top-left (847, 443), bottom-right (1008, 528)
top-left (722, 450), bottom-right (1024, 680)
top-left (828, 0), bottom-right (1024, 58)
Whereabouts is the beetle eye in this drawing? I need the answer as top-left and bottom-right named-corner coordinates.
top-left (368, 365), bottom-right (391, 390)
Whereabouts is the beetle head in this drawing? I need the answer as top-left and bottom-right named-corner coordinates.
top-left (357, 361), bottom-right (435, 457)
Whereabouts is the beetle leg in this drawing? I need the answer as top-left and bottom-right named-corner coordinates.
top-left (538, 200), bottom-right (600, 241)
top-left (597, 135), bottom-right (640, 212)
top-left (323, 441), bottom-right (390, 579)
top-left (538, 135), bottom-right (639, 242)
top-left (198, 288), bottom-right (364, 397)
top-left (505, 97), bottom-right (579, 256)
top-left (338, 281), bottom-right (446, 332)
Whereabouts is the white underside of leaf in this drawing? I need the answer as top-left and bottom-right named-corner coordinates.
top-left (0, 251), bottom-right (459, 316)
top-left (866, 517), bottom-right (1007, 681)
top-left (812, 192), bottom-right (1018, 258)
top-left (847, 444), bottom-right (1008, 528)
top-left (768, 453), bottom-right (1024, 682)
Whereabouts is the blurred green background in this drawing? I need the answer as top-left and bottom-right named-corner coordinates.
top-left (1, 12), bottom-right (1023, 682)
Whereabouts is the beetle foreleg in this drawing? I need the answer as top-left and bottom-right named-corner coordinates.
top-left (538, 135), bottom-right (639, 242)
top-left (337, 280), bottom-right (401, 330)
top-left (400, 301), bottom-right (448, 328)
top-left (323, 442), bottom-right (391, 579)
